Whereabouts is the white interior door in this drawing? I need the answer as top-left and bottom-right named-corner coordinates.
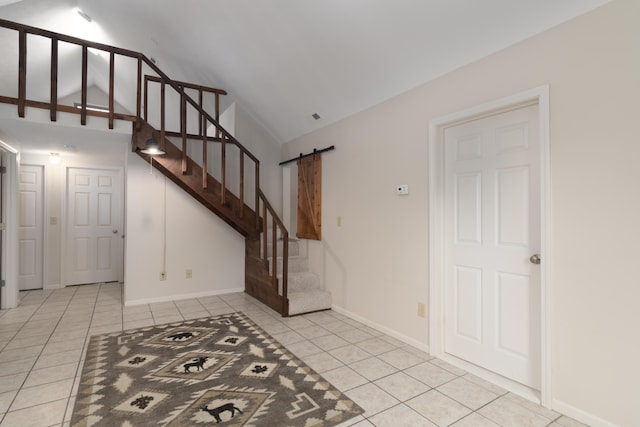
top-left (443, 104), bottom-right (541, 389)
top-left (66, 167), bottom-right (123, 286)
top-left (18, 165), bottom-right (43, 290)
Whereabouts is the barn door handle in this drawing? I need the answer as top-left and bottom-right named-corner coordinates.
top-left (529, 254), bottom-right (541, 265)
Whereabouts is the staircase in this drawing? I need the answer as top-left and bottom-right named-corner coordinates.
top-left (0, 18), bottom-right (333, 316)
top-left (269, 238), bottom-right (332, 316)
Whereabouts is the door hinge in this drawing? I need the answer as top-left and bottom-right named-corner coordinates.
top-left (0, 166), bottom-right (6, 174)
top-left (0, 280), bottom-right (5, 288)
top-left (0, 223), bottom-right (5, 231)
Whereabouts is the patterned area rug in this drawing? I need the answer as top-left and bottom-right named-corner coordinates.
top-left (71, 312), bottom-right (363, 426)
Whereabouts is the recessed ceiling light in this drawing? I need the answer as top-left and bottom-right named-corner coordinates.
top-left (76, 8), bottom-right (92, 23)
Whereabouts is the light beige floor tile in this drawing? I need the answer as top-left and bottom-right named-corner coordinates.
top-left (88, 324), bottom-right (123, 336)
top-left (451, 412), bottom-right (501, 426)
top-left (0, 390), bottom-right (18, 413)
top-left (355, 338), bottom-right (398, 355)
top-left (0, 345), bottom-right (44, 362)
top-left (405, 361), bottom-right (458, 388)
top-left (478, 395), bottom-right (551, 427)
top-left (23, 362), bottom-right (78, 388)
top-left (462, 373), bottom-right (508, 395)
top-left (0, 398), bottom-right (67, 427)
top-left (345, 383), bottom-right (400, 417)
top-left (4, 334), bottom-right (51, 351)
top-left (300, 352), bottom-right (344, 373)
top-left (122, 305), bottom-right (151, 314)
top-left (429, 358), bottom-right (469, 376)
top-left (296, 325), bottom-right (331, 339)
top-left (369, 403), bottom-right (438, 427)
top-left (553, 415), bottom-right (590, 427)
top-left (329, 345), bottom-right (372, 364)
top-left (437, 377), bottom-right (500, 410)
top-left (181, 311), bottom-right (210, 320)
top-left (322, 320), bottom-right (357, 334)
top-left (0, 357), bottom-right (38, 377)
top-left (279, 316), bottom-right (315, 329)
top-left (0, 372), bottom-right (29, 394)
top-left (505, 392), bottom-right (560, 420)
top-left (64, 394), bottom-right (76, 422)
top-left (284, 340), bottom-right (322, 358)
top-left (123, 318), bottom-right (156, 331)
top-left (321, 366), bottom-right (369, 391)
top-left (349, 357), bottom-right (398, 381)
top-left (122, 311), bottom-right (153, 322)
top-left (311, 334), bottom-right (350, 351)
top-left (11, 378), bottom-right (74, 410)
top-left (41, 337), bottom-right (86, 355)
top-left (271, 330), bottom-right (305, 346)
top-left (49, 327), bottom-right (90, 343)
top-left (33, 349), bottom-right (83, 370)
top-left (378, 348), bottom-right (427, 370)
top-left (374, 372), bottom-right (431, 401)
top-left (337, 328), bottom-right (375, 344)
top-left (407, 389), bottom-right (472, 426)
top-left (152, 314), bottom-right (184, 325)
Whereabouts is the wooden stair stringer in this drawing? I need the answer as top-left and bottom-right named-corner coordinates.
top-left (245, 237), bottom-right (289, 315)
top-left (132, 119), bottom-right (258, 238)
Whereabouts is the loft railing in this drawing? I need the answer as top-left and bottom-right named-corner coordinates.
top-left (0, 18), bottom-right (289, 314)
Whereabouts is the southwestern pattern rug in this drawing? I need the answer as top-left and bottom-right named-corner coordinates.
top-left (71, 312), bottom-right (363, 426)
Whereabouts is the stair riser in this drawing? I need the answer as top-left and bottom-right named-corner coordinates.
top-left (272, 257), bottom-right (308, 274)
top-left (288, 290), bottom-right (332, 316)
top-left (286, 273), bottom-right (321, 292)
top-left (265, 240), bottom-right (300, 257)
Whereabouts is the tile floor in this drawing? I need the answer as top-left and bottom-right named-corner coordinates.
top-left (0, 283), bottom-right (588, 427)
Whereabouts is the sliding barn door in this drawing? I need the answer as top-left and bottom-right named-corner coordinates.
top-left (297, 154), bottom-right (321, 240)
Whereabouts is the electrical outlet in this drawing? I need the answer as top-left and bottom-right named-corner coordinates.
top-left (396, 184), bottom-right (409, 195)
top-left (185, 269), bottom-right (192, 279)
top-left (159, 272), bottom-right (166, 281)
top-left (417, 302), bottom-right (426, 318)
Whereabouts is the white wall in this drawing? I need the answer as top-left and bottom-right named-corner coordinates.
top-left (123, 152), bottom-right (245, 304)
top-left (283, 1), bottom-right (639, 426)
top-left (18, 129), bottom-right (129, 288)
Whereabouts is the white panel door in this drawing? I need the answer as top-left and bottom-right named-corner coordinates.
top-left (444, 104), bottom-right (541, 389)
top-left (18, 165), bottom-right (43, 290)
top-left (66, 168), bottom-right (123, 285)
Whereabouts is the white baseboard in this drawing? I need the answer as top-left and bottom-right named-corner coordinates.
top-left (331, 304), bottom-right (429, 353)
top-left (552, 399), bottom-right (620, 427)
top-left (124, 286), bottom-right (244, 306)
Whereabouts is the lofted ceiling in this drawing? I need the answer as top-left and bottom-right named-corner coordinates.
top-left (0, 0), bottom-right (610, 144)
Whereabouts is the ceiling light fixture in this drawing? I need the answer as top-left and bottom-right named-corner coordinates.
top-left (76, 8), bottom-right (92, 23)
top-left (140, 138), bottom-right (165, 155)
top-left (49, 152), bottom-right (61, 164)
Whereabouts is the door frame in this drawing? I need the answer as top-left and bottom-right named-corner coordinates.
top-left (0, 139), bottom-right (19, 308)
top-left (428, 85), bottom-right (551, 406)
top-left (62, 164), bottom-right (125, 287)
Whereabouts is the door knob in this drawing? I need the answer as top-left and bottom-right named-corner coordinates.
top-left (529, 254), bottom-right (541, 265)
top-left (113, 229), bottom-right (118, 234)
